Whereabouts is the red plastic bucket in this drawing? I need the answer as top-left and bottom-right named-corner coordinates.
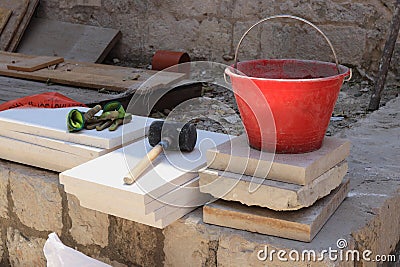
top-left (225, 15), bottom-right (351, 153)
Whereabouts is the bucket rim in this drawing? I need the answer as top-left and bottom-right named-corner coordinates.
top-left (225, 59), bottom-right (351, 82)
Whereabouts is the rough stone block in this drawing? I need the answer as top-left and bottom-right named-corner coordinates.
top-left (9, 163), bottom-right (63, 233)
top-left (204, 180), bottom-right (350, 242)
top-left (200, 161), bottom-right (347, 210)
top-left (7, 228), bottom-right (46, 267)
top-left (108, 217), bottom-right (164, 267)
top-left (207, 135), bottom-right (350, 185)
top-left (195, 17), bottom-right (232, 61)
top-left (0, 163), bottom-right (9, 218)
top-left (163, 210), bottom-right (221, 267)
top-left (147, 16), bottom-right (200, 53)
top-left (67, 194), bottom-right (109, 248)
top-left (232, 0), bottom-right (265, 19)
top-left (0, 228), bottom-right (3, 262)
top-left (232, 20), bottom-right (261, 62)
top-left (320, 25), bottom-right (367, 64)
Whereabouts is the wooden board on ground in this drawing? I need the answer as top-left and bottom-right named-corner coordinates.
top-left (60, 131), bottom-right (233, 228)
top-left (0, 76), bottom-right (124, 106)
top-left (17, 18), bottom-right (121, 63)
top-left (203, 179), bottom-right (350, 242)
top-left (0, 0), bottom-right (29, 50)
top-left (207, 135), bottom-right (350, 185)
top-left (0, 107), bottom-right (151, 148)
top-left (199, 161), bottom-right (348, 211)
top-left (7, 56), bottom-right (64, 72)
top-left (0, 7), bottom-right (12, 35)
top-left (7, 0), bottom-right (39, 52)
top-left (0, 52), bottom-right (186, 92)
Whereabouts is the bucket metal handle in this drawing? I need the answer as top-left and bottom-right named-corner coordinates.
top-left (234, 15), bottom-right (341, 75)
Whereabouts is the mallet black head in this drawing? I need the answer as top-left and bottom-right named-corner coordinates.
top-left (148, 120), bottom-right (197, 152)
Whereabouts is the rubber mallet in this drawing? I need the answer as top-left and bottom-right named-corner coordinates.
top-left (123, 120), bottom-right (197, 185)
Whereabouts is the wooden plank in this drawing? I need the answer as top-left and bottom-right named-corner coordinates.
top-left (207, 135), bottom-right (350, 185)
top-left (203, 179), bottom-right (350, 242)
top-left (0, 7), bottom-right (12, 35)
top-left (0, 107), bottom-right (151, 149)
top-left (7, 0), bottom-right (39, 52)
top-left (0, 0), bottom-right (29, 50)
top-left (0, 75), bottom-right (124, 105)
top-left (0, 52), bottom-right (186, 92)
top-left (17, 18), bottom-right (122, 63)
top-left (59, 131), bottom-right (232, 227)
top-left (199, 161), bottom-right (347, 211)
top-left (7, 56), bottom-right (64, 72)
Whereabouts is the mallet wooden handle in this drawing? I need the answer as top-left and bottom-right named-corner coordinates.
top-left (123, 144), bottom-right (163, 185)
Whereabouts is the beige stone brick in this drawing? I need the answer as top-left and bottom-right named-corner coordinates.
top-left (0, 228), bottom-right (3, 262)
top-left (0, 165), bottom-right (9, 218)
top-left (163, 209), bottom-right (221, 267)
top-left (7, 228), bottom-right (46, 267)
top-left (67, 193), bottom-right (109, 247)
top-left (9, 164), bottom-right (62, 233)
top-left (109, 217), bottom-right (164, 267)
top-left (200, 162), bottom-right (348, 210)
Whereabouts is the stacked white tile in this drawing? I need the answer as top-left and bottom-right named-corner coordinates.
top-left (0, 107), bottom-right (152, 171)
top-left (60, 131), bottom-right (233, 228)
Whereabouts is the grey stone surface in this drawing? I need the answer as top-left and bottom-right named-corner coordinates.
top-left (6, 228), bottom-right (46, 267)
top-left (36, 0), bottom-right (399, 78)
top-left (67, 194), bottom-right (109, 248)
top-left (9, 164), bottom-right (63, 234)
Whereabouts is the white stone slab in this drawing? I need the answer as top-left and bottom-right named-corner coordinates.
top-left (144, 177), bottom-right (213, 215)
top-left (199, 161), bottom-right (347, 211)
top-left (0, 135), bottom-right (92, 172)
top-left (67, 178), bottom-right (198, 228)
top-left (0, 128), bottom-right (104, 159)
top-left (151, 178), bottom-right (213, 221)
top-left (0, 107), bottom-right (151, 148)
top-left (60, 131), bottom-right (233, 227)
top-left (207, 135), bottom-right (350, 185)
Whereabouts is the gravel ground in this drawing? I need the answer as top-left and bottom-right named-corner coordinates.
top-left (150, 80), bottom-right (399, 137)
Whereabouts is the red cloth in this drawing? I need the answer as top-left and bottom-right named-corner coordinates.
top-left (0, 92), bottom-right (87, 111)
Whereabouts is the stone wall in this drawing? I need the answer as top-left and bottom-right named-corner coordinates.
top-left (0, 161), bottom-right (164, 266)
top-left (35, 0), bottom-right (399, 80)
